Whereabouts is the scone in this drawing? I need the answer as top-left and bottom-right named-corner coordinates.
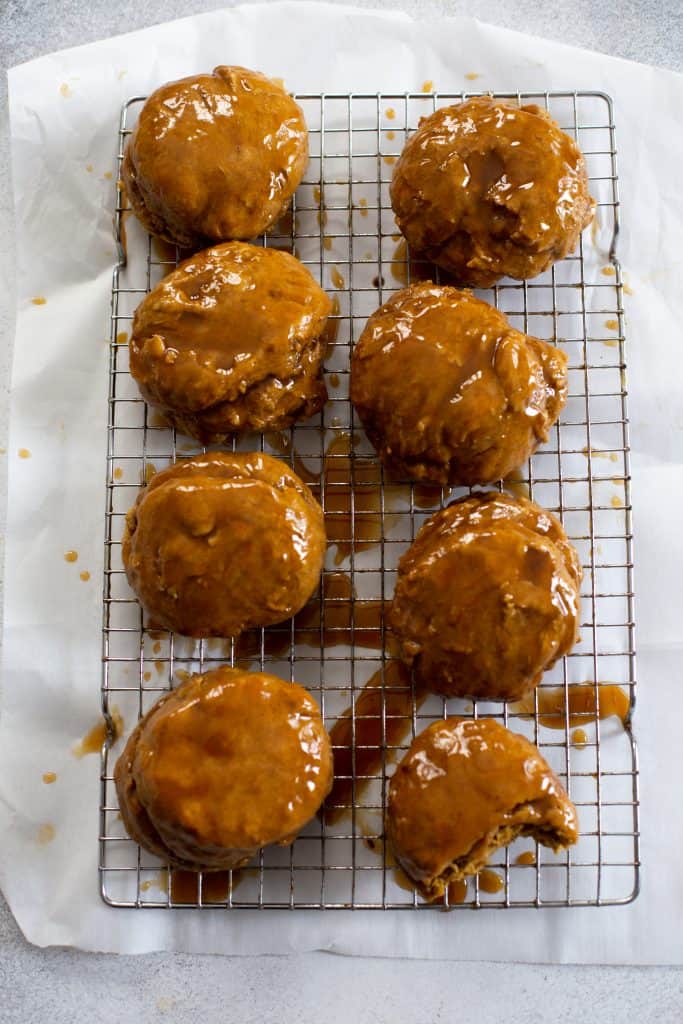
top-left (129, 242), bottom-right (331, 443)
top-left (350, 283), bottom-right (567, 485)
top-left (115, 667), bottom-right (333, 870)
top-left (389, 491), bottom-right (581, 701)
top-left (390, 97), bottom-right (594, 286)
top-left (122, 452), bottom-right (326, 637)
top-left (122, 66), bottom-right (308, 247)
top-left (387, 717), bottom-right (579, 899)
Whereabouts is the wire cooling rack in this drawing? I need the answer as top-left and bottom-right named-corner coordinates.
top-left (100, 91), bottom-right (638, 909)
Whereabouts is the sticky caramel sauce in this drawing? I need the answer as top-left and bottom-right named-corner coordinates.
top-left (116, 331), bottom-right (128, 345)
top-left (385, 108), bottom-right (396, 121)
top-left (571, 727), bottom-right (588, 747)
top-left (64, 550), bottom-right (78, 563)
top-left (325, 661), bottom-right (425, 824)
top-left (465, 72), bottom-right (480, 81)
top-left (322, 433), bottom-right (382, 565)
top-left (113, 467), bottom-right (123, 480)
top-left (478, 869), bottom-right (504, 893)
top-left (79, 571), bottom-right (91, 582)
top-left (18, 448), bottom-right (31, 459)
top-left (31, 297), bottom-right (47, 306)
top-left (421, 80), bottom-right (434, 93)
top-left (331, 267), bottom-right (346, 290)
top-left (329, 372), bottom-right (340, 388)
top-left (383, 155), bottom-right (396, 166)
top-left (515, 850), bottom-right (536, 866)
top-left (73, 706), bottom-right (123, 758)
top-left (170, 869), bottom-right (240, 904)
top-left (512, 684), bottom-right (630, 729)
top-left (323, 295), bottom-right (341, 357)
top-left (42, 772), bottom-right (57, 785)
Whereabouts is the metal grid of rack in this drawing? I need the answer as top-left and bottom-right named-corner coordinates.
top-left (100, 91), bottom-right (639, 909)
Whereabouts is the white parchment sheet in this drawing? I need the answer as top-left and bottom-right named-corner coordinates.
top-left (1, 3), bottom-right (682, 958)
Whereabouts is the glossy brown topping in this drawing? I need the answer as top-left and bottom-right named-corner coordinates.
top-left (350, 283), bottom-right (567, 485)
top-left (388, 717), bottom-right (578, 899)
top-left (389, 491), bottom-right (581, 701)
top-left (122, 66), bottom-right (308, 247)
top-left (114, 667), bottom-right (333, 870)
top-left (122, 452), bottom-right (326, 637)
top-left (390, 97), bottom-right (594, 287)
top-left (129, 242), bottom-right (331, 443)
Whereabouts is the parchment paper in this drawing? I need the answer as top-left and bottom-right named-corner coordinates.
top-left (1, 2), bottom-right (682, 959)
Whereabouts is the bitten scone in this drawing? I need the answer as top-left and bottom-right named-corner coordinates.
top-left (390, 97), bottom-right (594, 287)
top-left (122, 66), bottom-right (308, 247)
top-left (389, 492), bottom-right (581, 701)
top-left (122, 452), bottom-right (326, 637)
top-left (350, 283), bottom-right (567, 485)
top-left (129, 243), bottom-right (331, 443)
top-left (387, 717), bottom-right (579, 900)
top-left (115, 667), bottom-right (333, 870)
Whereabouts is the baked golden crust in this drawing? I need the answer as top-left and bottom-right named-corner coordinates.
top-left (122, 452), bottom-right (326, 638)
top-left (389, 491), bottom-right (581, 701)
top-left (115, 667), bottom-right (333, 870)
top-left (390, 97), bottom-right (594, 287)
top-left (387, 716), bottom-right (579, 899)
top-left (122, 66), bottom-right (308, 247)
top-left (350, 283), bottom-right (567, 485)
top-left (129, 242), bottom-right (331, 443)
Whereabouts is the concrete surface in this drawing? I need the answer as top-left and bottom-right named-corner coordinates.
top-left (1, 2), bottom-right (682, 1022)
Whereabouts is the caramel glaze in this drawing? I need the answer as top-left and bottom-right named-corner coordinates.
top-left (122, 66), bottom-right (308, 247)
top-left (387, 717), bottom-right (578, 900)
top-left (389, 491), bottom-right (582, 702)
top-left (115, 667), bottom-right (333, 870)
top-left (350, 283), bottom-right (568, 486)
top-left (390, 97), bottom-right (595, 287)
top-left (122, 452), bottom-right (325, 637)
top-left (512, 684), bottom-right (630, 729)
top-left (129, 243), bottom-right (331, 444)
top-left (325, 661), bottom-right (426, 824)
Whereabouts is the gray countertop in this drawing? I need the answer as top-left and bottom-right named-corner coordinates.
top-left (1, 2), bottom-right (682, 1021)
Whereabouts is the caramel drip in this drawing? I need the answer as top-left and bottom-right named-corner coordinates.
top-left (512, 684), bottom-right (630, 729)
top-left (478, 868), bottom-right (504, 893)
top-left (515, 850), bottom-right (536, 866)
top-left (170, 869), bottom-right (238, 904)
top-left (73, 707), bottom-right (123, 758)
top-left (322, 433), bottom-right (382, 565)
top-left (325, 661), bottom-right (425, 824)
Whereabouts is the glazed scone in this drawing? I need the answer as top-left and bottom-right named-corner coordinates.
top-left (129, 242), bottom-right (331, 443)
top-left (390, 97), bottom-right (594, 287)
top-left (389, 491), bottom-right (581, 701)
top-left (122, 66), bottom-right (308, 247)
top-left (350, 283), bottom-right (567, 485)
top-left (122, 452), bottom-right (326, 637)
top-left (115, 667), bottom-right (333, 870)
top-left (387, 717), bottom-right (579, 900)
